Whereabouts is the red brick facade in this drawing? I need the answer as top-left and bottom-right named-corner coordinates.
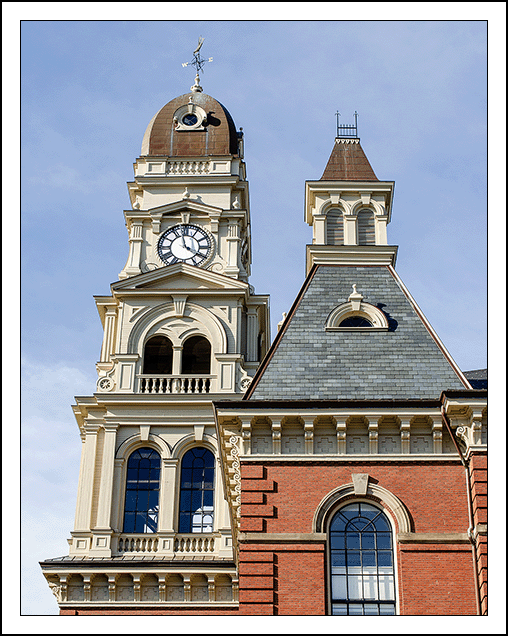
top-left (237, 459), bottom-right (481, 615)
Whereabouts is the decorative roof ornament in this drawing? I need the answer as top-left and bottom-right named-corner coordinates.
top-left (348, 284), bottom-right (364, 311)
top-left (182, 37), bottom-right (213, 93)
top-left (336, 110), bottom-right (359, 138)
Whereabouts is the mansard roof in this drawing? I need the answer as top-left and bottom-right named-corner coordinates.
top-left (320, 138), bottom-right (379, 181)
top-left (141, 91), bottom-right (239, 157)
top-left (245, 264), bottom-right (469, 401)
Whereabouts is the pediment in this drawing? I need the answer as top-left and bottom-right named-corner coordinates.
top-left (112, 263), bottom-right (249, 292)
top-left (148, 199), bottom-right (223, 218)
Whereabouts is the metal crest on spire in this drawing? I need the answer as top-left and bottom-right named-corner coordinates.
top-left (336, 111), bottom-right (359, 138)
top-left (182, 37), bottom-right (213, 74)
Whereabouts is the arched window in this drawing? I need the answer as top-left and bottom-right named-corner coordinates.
top-left (179, 447), bottom-right (215, 533)
top-left (329, 502), bottom-right (396, 615)
top-left (338, 316), bottom-right (373, 328)
top-left (123, 447), bottom-right (161, 533)
top-left (182, 336), bottom-right (211, 374)
top-left (357, 209), bottom-right (376, 245)
top-left (327, 208), bottom-right (344, 245)
top-left (143, 335), bottom-right (173, 374)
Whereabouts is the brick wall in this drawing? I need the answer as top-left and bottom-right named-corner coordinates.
top-left (239, 459), bottom-right (478, 615)
top-left (469, 451), bottom-right (487, 614)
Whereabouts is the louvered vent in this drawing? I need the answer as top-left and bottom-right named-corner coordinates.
top-left (326, 209), bottom-right (344, 245)
top-left (357, 209), bottom-right (376, 245)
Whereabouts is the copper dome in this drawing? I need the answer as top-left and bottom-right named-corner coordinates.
top-left (141, 92), bottom-right (239, 157)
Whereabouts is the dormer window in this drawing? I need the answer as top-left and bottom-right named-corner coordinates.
top-left (326, 285), bottom-right (389, 332)
top-left (339, 316), bottom-right (373, 328)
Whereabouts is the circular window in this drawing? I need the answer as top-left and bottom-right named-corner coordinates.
top-left (182, 113), bottom-right (198, 126)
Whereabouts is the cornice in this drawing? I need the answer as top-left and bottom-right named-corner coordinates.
top-left (306, 244), bottom-right (398, 273)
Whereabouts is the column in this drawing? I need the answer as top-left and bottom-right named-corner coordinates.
top-left (225, 220), bottom-right (241, 277)
top-left (124, 220), bottom-right (143, 276)
top-left (246, 306), bottom-right (259, 362)
top-left (99, 306), bottom-right (117, 363)
top-left (95, 423), bottom-right (118, 530)
top-left (157, 458), bottom-right (178, 554)
top-left (73, 423), bottom-right (100, 532)
top-left (172, 346), bottom-right (183, 375)
top-left (343, 214), bottom-right (357, 245)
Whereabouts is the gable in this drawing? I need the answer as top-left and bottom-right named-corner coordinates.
top-left (247, 265), bottom-right (469, 401)
top-left (112, 263), bottom-right (249, 292)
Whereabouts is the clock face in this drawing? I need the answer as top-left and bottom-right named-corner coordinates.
top-left (157, 224), bottom-right (212, 267)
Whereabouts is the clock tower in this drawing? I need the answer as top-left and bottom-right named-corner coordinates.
top-left (40, 70), bottom-right (269, 612)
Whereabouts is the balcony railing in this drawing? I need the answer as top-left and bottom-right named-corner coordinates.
top-left (137, 374), bottom-right (214, 395)
top-left (114, 533), bottom-right (221, 556)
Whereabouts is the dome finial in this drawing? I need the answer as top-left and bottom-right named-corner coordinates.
top-left (182, 37), bottom-right (213, 92)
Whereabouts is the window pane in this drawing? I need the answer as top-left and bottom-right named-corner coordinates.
top-left (346, 532), bottom-right (360, 549)
top-left (380, 604), bottom-right (396, 615)
top-left (330, 533), bottom-right (345, 549)
top-left (377, 533), bottom-right (392, 549)
top-left (347, 551), bottom-right (361, 566)
top-left (362, 551), bottom-right (376, 567)
top-left (362, 575), bottom-right (377, 600)
top-left (378, 551), bottom-right (393, 567)
top-left (331, 551), bottom-right (346, 567)
top-left (347, 575), bottom-right (362, 599)
top-left (331, 574), bottom-right (347, 600)
top-left (332, 604), bottom-right (348, 615)
top-left (136, 490), bottom-right (149, 511)
top-left (124, 491), bottom-right (137, 511)
top-left (123, 512), bottom-right (135, 532)
top-left (378, 576), bottom-right (395, 600)
top-left (361, 533), bottom-right (375, 549)
top-left (348, 603), bottom-right (363, 615)
top-left (364, 603), bottom-right (379, 615)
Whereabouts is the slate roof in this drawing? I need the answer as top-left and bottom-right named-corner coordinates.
top-left (320, 138), bottom-right (379, 181)
top-left (248, 265), bottom-right (468, 400)
top-left (464, 368), bottom-right (487, 390)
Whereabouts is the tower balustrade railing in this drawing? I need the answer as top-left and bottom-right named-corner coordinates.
top-left (114, 532), bottom-right (221, 556)
top-left (137, 374), bottom-right (215, 394)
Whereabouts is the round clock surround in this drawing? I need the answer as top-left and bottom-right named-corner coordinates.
top-left (157, 223), bottom-right (214, 267)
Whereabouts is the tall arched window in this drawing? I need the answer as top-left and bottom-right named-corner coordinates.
top-left (182, 336), bottom-right (211, 374)
top-left (329, 502), bottom-right (396, 615)
top-left (179, 447), bottom-right (215, 533)
top-left (123, 447), bottom-right (161, 533)
top-left (143, 335), bottom-right (173, 374)
top-left (326, 208), bottom-right (344, 245)
top-left (357, 209), bottom-right (376, 245)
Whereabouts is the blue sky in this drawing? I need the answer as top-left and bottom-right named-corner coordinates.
top-left (11, 5), bottom-right (504, 629)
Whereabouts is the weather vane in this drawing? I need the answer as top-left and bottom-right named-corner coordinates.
top-left (182, 37), bottom-right (213, 92)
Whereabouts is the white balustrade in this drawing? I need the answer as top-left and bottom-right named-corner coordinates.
top-left (138, 375), bottom-right (214, 395)
top-left (114, 533), bottom-right (220, 556)
top-left (174, 534), bottom-right (218, 554)
top-left (117, 535), bottom-right (159, 554)
top-left (166, 160), bottom-right (211, 175)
